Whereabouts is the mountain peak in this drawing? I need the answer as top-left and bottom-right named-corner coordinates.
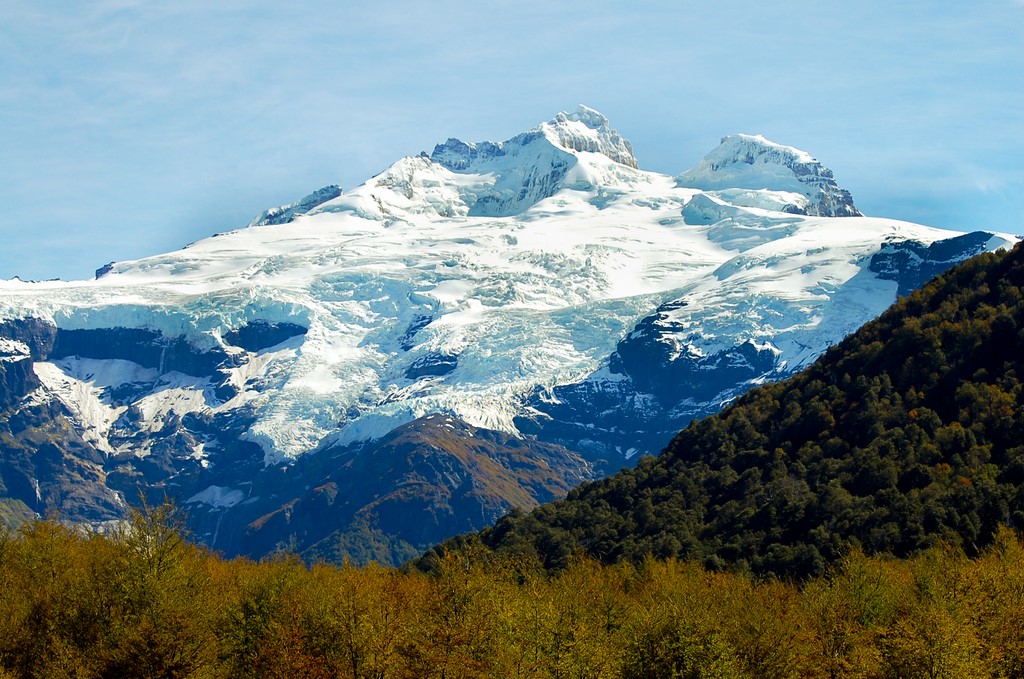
top-left (562, 103), bottom-right (609, 128)
top-left (717, 134), bottom-right (815, 162)
top-left (540, 105), bottom-right (638, 169)
top-left (414, 106), bottom-right (639, 218)
top-left (0, 105), bottom-right (1016, 567)
top-left (677, 134), bottom-right (862, 218)
top-left (430, 105), bottom-right (638, 174)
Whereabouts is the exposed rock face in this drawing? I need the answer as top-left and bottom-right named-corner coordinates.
top-left (51, 328), bottom-right (229, 377)
top-left (223, 321), bottom-right (307, 352)
top-left (612, 302), bottom-right (780, 405)
top-left (516, 321), bottom-right (784, 472)
top-left (0, 318), bottom-right (263, 528)
top-left (184, 414), bottom-right (595, 565)
top-left (543, 105), bottom-right (639, 169)
top-left (677, 134), bottom-right (861, 217)
top-left (430, 138), bottom-right (506, 171)
top-left (0, 319), bottom-right (124, 523)
top-left (869, 231), bottom-right (995, 296)
top-left (0, 318), bottom-right (56, 360)
top-left (0, 350), bottom-right (37, 411)
top-left (0, 324), bottom-right (49, 410)
top-left (0, 319), bottom-right (57, 410)
top-left (405, 353), bottom-right (458, 379)
top-left (248, 185), bottom-right (342, 227)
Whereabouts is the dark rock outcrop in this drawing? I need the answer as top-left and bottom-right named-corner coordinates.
top-left (430, 138), bottom-right (506, 171)
top-left (223, 321), bottom-right (307, 352)
top-left (0, 318), bottom-right (57, 360)
top-left (400, 315), bottom-right (433, 351)
top-left (405, 353), bottom-right (458, 379)
top-left (248, 185), bottom-right (342, 227)
top-left (870, 230), bottom-right (995, 296)
top-left (51, 328), bottom-right (228, 377)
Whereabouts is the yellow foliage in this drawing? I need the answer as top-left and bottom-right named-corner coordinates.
top-left (1, 509), bottom-right (1023, 677)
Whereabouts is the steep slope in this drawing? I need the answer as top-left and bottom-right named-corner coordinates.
top-left (517, 230), bottom-right (1001, 463)
top-left (0, 320), bottom-right (125, 523)
top-left (193, 414), bottom-right (592, 565)
top-left (424, 244), bottom-right (1024, 577)
top-left (676, 134), bottom-right (861, 217)
top-left (0, 106), bottom-right (1015, 563)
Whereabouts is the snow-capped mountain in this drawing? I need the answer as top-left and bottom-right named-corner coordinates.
top-left (0, 106), bottom-right (1013, 562)
top-left (676, 133), bottom-right (861, 217)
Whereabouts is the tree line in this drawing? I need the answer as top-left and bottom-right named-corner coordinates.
top-left (1, 505), bottom-right (1024, 677)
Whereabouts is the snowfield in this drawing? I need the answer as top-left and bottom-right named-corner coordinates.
top-left (0, 106), bottom-right (1015, 464)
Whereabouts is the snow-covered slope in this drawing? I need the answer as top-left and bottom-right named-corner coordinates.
top-left (677, 134), bottom-right (861, 217)
top-left (0, 106), bottom-right (1014, 560)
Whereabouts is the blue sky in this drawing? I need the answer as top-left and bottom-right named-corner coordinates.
top-left (1, 0), bottom-right (1022, 281)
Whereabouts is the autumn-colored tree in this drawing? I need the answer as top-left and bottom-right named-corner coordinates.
top-left (3, 508), bottom-right (1024, 677)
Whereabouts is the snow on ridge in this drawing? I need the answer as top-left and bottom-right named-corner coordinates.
top-left (0, 109), bottom-right (1016, 464)
top-left (540, 105), bottom-right (639, 169)
top-left (430, 105), bottom-right (638, 174)
top-left (677, 133), bottom-right (862, 218)
top-left (721, 133), bottom-right (816, 164)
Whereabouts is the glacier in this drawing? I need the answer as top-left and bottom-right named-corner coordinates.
top-left (0, 106), bottom-right (1014, 463)
top-left (0, 105), bottom-right (1015, 562)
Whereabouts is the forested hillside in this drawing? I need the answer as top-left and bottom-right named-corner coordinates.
top-left (423, 243), bottom-right (1024, 578)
